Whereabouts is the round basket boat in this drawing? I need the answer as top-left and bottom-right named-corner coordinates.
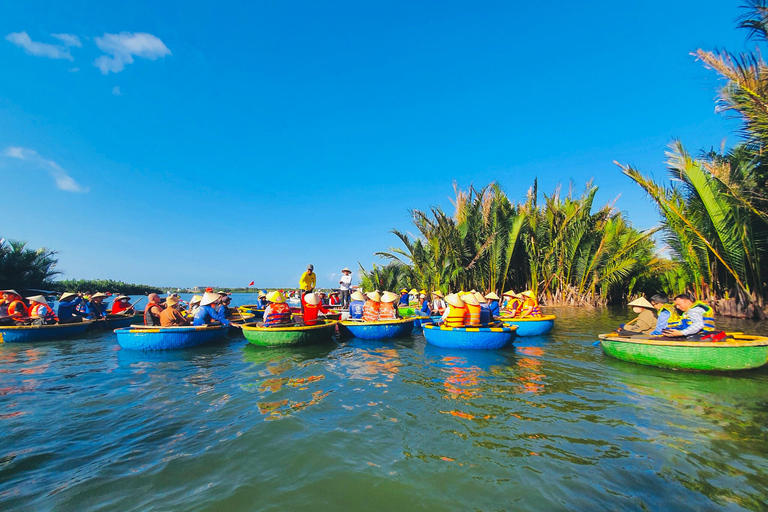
top-left (338, 318), bottom-right (415, 340)
top-left (241, 319), bottom-right (338, 347)
top-left (227, 312), bottom-right (255, 333)
top-left (598, 332), bottom-right (768, 371)
top-left (237, 305), bottom-right (265, 319)
top-left (0, 320), bottom-right (94, 343)
top-left (498, 314), bottom-right (555, 336)
top-left (114, 324), bottom-right (229, 350)
top-left (423, 323), bottom-right (517, 350)
top-left (90, 313), bottom-right (143, 330)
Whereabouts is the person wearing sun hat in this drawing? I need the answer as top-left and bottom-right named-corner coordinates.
top-left (440, 293), bottom-right (467, 328)
top-left (83, 292), bottom-right (109, 320)
top-left (378, 291), bottom-right (400, 320)
top-left (182, 295), bottom-right (203, 320)
top-left (363, 291), bottom-right (381, 322)
top-left (27, 295), bottom-right (58, 325)
top-left (301, 292), bottom-right (332, 326)
top-left (111, 295), bottom-right (134, 315)
top-left (160, 295), bottom-right (191, 327)
top-left (349, 290), bottom-right (367, 319)
top-left (339, 267), bottom-right (353, 308)
top-left (501, 290), bottom-right (521, 314)
top-left (517, 290), bottom-right (541, 318)
top-left (397, 289), bottom-right (409, 307)
top-left (462, 292), bottom-right (482, 327)
top-left (485, 292), bottom-right (501, 318)
top-left (474, 291), bottom-right (492, 326)
top-left (263, 290), bottom-right (292, 327)
top-left (418, 292), bottom-right (432, 316)
top-left (430, 290), bottom-right (446, 315)
top-left (57, 292), bottom-right (85, 324)
top-left (193, 292), bottom-right (230, 326)
top-left (254, 291), bottom-right (268, 309)
top-left (0, 289), bottom-right (29, 325)
top-left (617, 296), bottom-right (657, 335)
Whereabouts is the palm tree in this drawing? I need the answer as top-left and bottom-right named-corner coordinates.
top-left (0, 238), bottom-right (61, 292)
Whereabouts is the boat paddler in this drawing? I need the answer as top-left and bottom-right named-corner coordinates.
top-left (57, 292), bottom-right (84, 323)
top-left (349, 290), bottom-right (366, 319)
top-left (618, 297), bottom-right (657, 335)
top-left (440, 293), bottom-right (467, 328)
top-left (0, 289), bottom-right (29, 325)
top-left (144, 293), bottom-right (166, 326)
top-left (485, 292), bottom-right (501, 318)
top-left (362, 291), bottom-right (381, 322)
top-left (193, 292), bottom-right (231, 326)
top-left (430, 291), bottom-right (446, 315)
top-left (263, 291), bottom-right (292, 327)
top-left (299, 264), bottom-right (316, 313)
top-left (501, 290), bottom-right (520, 315)
top-left (662, 294), bottom-right (715, 339)
top-left (111, 295), bottom-right (133, 315)
top-left (256, 292), bottom-right (268, 309)
top-left (160, 295), bottom-right (191, 326)
top-left (398, 289), bottom-right (409, 306)
top-left (517, 290), bottom-right (541, 318)
top-left (418, 293), bottom-right (432, 316)
top-left (81, 292), bottom-right (108, 320)
top-left (27, 295), bottom-right (58, 325)
top-left (302, 292), bottom-right (331, 326)
top-left (378, 291), bottom-right (400, 320)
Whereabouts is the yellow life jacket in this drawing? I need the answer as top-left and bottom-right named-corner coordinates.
top-left (464, 303), bottom-right (481, 326)
top-left (444, 305), bottom-right (467, 328)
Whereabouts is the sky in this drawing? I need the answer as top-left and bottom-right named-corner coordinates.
top-left (0, 0), bottom-right (751, 288)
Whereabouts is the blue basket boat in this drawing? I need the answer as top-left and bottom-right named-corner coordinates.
top-left (422, 323), bottom-right (517, 349)
top-left (0, 320), bottom-right (94, 343)
top-left (114, 324), bottom-right (229, 350)
top-left (498, 314), bottom-right (555, 336)
top-left (90, 314), bottom-right (143, 330)
top-left (339, 318), bottom-right (415, 340)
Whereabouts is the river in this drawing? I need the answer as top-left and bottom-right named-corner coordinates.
top-left (1, 296), bottom-right (767, 511)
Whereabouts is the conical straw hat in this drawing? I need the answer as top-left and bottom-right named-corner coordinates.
top-left (200, 292), bottom-right (220, 306)
top-left (381, 291), bottom-right (398, 303)
top-left (351, 290), bottom-right (366, 301)
top-left (474, 292), bottom-right (486, 303)
top-left (445, 293), bottom-right (465, 308)
top-left (0, 289), bottom-right (20, 297)
top-left (432, 290), bottom-right (444, 298)
top-left (304, 293), bottom-right (320, 305)
top-left (627, 297), bottom-right (653, 309)
top-left (366, 291), bottom-right (381, 303)
top-left (60, 292), bottom-right (78, 301)
top-left (26, 295), bottom-right (48, 306)
top-left (462, 293), bottom-right (479, 305)
top-left (485, 292), bottom-right (500, 301)
top-left (502, 290), bottom-right (516, 297)
top-left (520, 290), bottom-right (534, 298)
top-left (266, 290), bottom-right (286, 303)
top-left (190, 295), bottom-right (203, 305)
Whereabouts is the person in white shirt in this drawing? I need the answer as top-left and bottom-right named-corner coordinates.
top-left (339, 267), bottom-right (353, 308)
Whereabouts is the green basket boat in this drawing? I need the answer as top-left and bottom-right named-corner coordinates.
top-left (241, 319), bottom-right (339, 347)
top-left (598, 332), bottom-right (768, 371)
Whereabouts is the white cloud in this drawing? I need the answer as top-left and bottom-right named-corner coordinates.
top-left (68, 67), bottom-right (80, 73)
top-left (93, 32), bottom-right (171, 74)
top-left (51, 33), bottom-right (82, 47)
top-left (5, 31), bottom-right (77, 60)
top-left (112, 86), bottom-right (122, 96)
top-left (3, 146), bottom-right (88, 193)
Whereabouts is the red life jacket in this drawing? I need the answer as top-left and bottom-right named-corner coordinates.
top-left (464, 303), bottom-right (481, 326)
top-left (264, 303), bottom-right (292, 326)
top-left (8, 299), bottom-right (28, 318)
top-left (363, 301), bottom-right (380, 322)
top-left (378, 302), bottom-right (397, 320)
top-left (112, 300), bottom-right (131, 314)
top-left (144, 302), bottom-right (164, 326)
top-left (444, 305), bottom-right (467, 328)
top-left (29, 303), bottom-right (58, 323)
top-left (303, 303), bottom-right (329, 326)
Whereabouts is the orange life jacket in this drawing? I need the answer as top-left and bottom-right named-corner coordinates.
top-left (29, 303), bottom-right (58, 322)
top-left (443, 305), bottom-right (467, 328)
top-left (144, 302), bottom-right (164, 325)
top-left (264, 303), bottom-right (292, 326)
top-left (518, 298), bottom-right (541, 318)
top-left (363, 300), bottom-right (380, 322)
top-left (378, 302), bottom-right (397, 320)
top-left (8, 299), bottom-right (28, 318)
top-left (464, 303), bottom-right (481, 326)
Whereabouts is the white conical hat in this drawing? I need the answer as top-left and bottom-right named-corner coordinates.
top-left (1, 289), bottom-right (21, 297)
top-left (445, 293), bottom-right (465, 308)
top-left (366, 291), bottom-right (381, 303)
top-left (351, 290), bottom-right (366, 301)
top-left (474, 292), bottom-right (486, 303)
top-left (26, 295), bottom-right (48, 306)
top-left (381, 291), bottom-right (399, 303)
top-left (190, 295), bottom-right (203, 305)
top-left (485, 292), bottom-right (500, 300)
top-left (304, 292), bottom-right (320, 305)
top-left (462, 293), bottom-right (479, 305)
top-left (200, 292), bottom-right (221, 306)
top-left (628, 297), bottom-right (653, 309)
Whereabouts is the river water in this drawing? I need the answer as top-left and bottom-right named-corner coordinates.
top-left (1, 296), bottom-right (767, 511)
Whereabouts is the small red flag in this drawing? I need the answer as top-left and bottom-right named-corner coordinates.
top-left (248, 281), bottom-right (254, 286)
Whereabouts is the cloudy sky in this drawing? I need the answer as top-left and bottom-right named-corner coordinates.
top-left (1, 0), bottom-right (746, 288)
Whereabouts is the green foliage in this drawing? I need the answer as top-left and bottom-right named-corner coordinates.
top-left (358, 262), bottom-right (411, 293)
top-left (375, 181), bottom-right (660, 305)
top-left (52, 279), bottom-right (162, 295)
top-left (0, 237), bottom-right (61, 293)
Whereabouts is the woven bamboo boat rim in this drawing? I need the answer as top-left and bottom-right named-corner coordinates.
top-left (598, 332), bottom-right (768, 348)
top-left (423, 324), bottom-right (516, 333)
top-left (0, 320), bottom-right (94, 330)
top-left (498, 314), bottom-right (556, 322)
top-left (241, 320), bottom-right (339, 332)
top-left (340, 318), bottom-right (415, 326)
top-left (121, 324), bottom-right (227, 333)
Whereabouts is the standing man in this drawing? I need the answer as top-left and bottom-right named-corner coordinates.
top-left (339, 267), bottom-right (353, 308)
top-left (299, 264), bottom-right (316, 313)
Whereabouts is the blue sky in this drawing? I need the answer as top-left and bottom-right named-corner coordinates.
top-left (1, 0), bottom-right (748, 288)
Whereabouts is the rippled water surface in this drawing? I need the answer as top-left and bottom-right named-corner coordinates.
top-left (2, 298), bottom-right (768, 511)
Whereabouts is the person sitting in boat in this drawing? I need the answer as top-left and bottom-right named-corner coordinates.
top-left (398, 289), bottom-right (410, 307)
top-left (111, 295), bottom-right (134, 315)
top-left (160, 295), bottom-right (191, 327)
top-left (517, 290), bottom-right (542, 318)
top-left (144, 293), bottom-right (166, 326)
top-left (262, 291), bottom-right (292, 327)
top-left (662, 294), bottom-right (715, 339)
top-left (256, 292), bottom-right (268, 309)
top-left (440, 293), bottom-right (467, 328)
top-left (485, 292), bottom-right (501, 318)
top-left (649, 294), bottom-right (680, 335)
top-left (462, 292), bottom-right (482, 327)
top-left (217, 293), bottom-right (233, 318)
top-left (193, 292), bottom-right (231, 326)
top-left (363, 291), bottom-right (381, 322)
top-left (418, 293), bottom-right (432, 316)
top-left (475, 292), bottom-right (492, 326)
top-left (302, 292), bottom-right (331, 326)
top-left (618, 297), bottom-right (657, 335)
top-left (57, 292), bottom-right (84, 324)
top-left (26, 295), bottom-right (58, 325)
top-left (187, 295), bottom-right (202, 316)
top-left (430, 291), bottom-right (446, 316)
top-left (82, 292), bottom-right (109, 320)
top-left (328, 291), bottom-right (341, 307)
top-left (379, 291), bottom-right (400, 320)
top-left (0, 289), bottom-right (29, 325)
top-left (349, 291), bottom-right (367, 319)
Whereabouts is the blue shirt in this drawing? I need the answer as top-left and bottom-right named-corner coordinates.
top-left (83, 300), bottom-right (105, 320)
top-left (419, 301), bottom-right (432, 316)
top-left (651, 310), bottom-right (671, 335)
top-left (488, 301), bottom-right (500, 317)
top-left (349, 300), bottom-right (365, 319)
top-left (479, 304), bottom-right (491, 325)
top-left (193, 304), bottom-right (230, 326)
top-left (57, 297), bottom-right (83, 321)
top-left (399, 294), bottom-right (409, 306)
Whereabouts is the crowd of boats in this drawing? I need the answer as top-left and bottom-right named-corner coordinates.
top-left (0, 287), bottom-right (767, 373)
